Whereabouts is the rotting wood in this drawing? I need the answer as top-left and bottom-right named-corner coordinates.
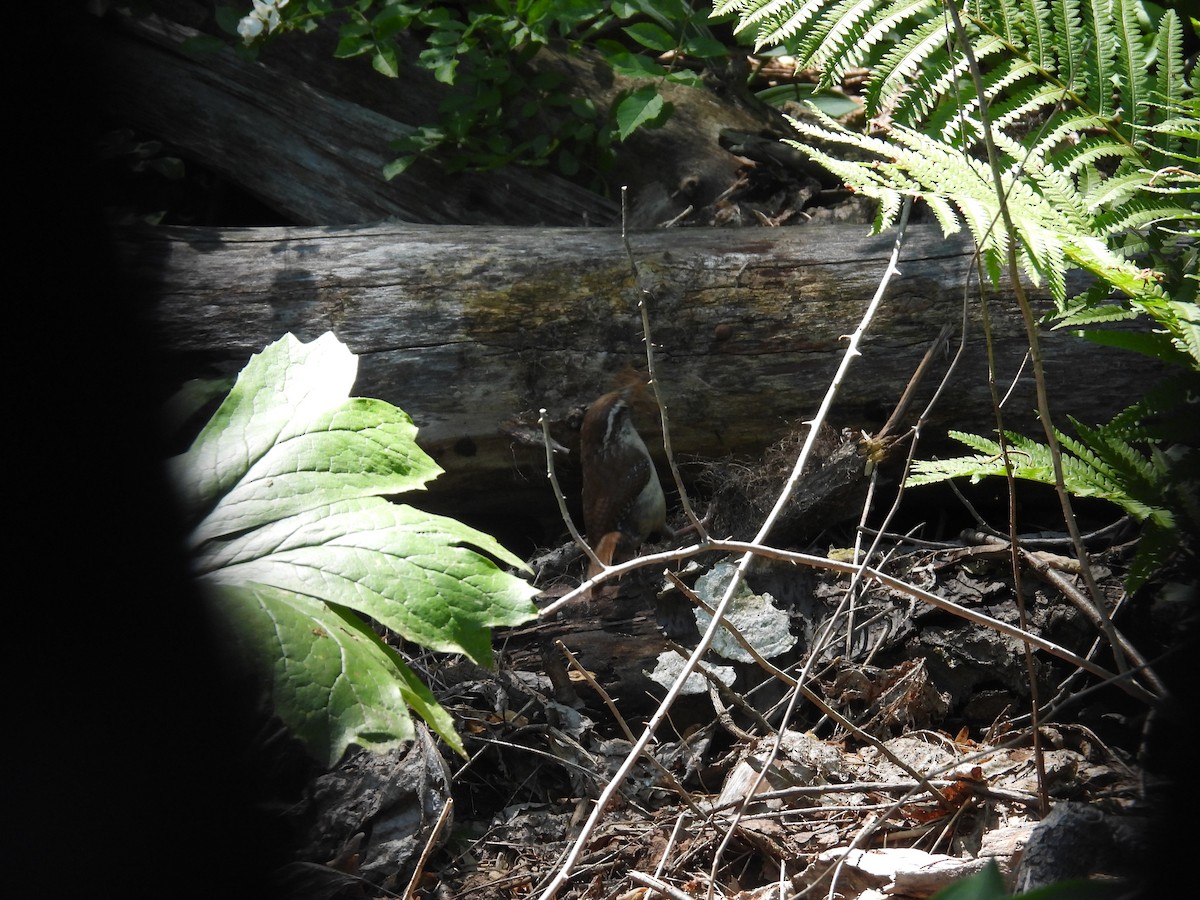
top-left (96, 9), bottom-right (619, 226)
top-left (96, 4), bottom-right (790, 229)
top-left (124, 221), bottom-right (1165, 540)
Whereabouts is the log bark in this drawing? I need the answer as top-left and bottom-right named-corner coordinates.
top-left (94, 4), bottom-right (788, 228)
top-left (95, 9), bottom-right (617, 226)
top-left (125, 221), bottom-right (1163, 542)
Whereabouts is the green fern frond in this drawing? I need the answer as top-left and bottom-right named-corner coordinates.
top-left (1016, 151), bottom-right (1095, 231)
top-left (1047, 0), bottom-right (1086, 96)
top-left (1067, 417), bottom-right (1175, 523)
top-left (975, 57), bottom-right (1044, 123)
top-left (1055, 137), bottom-right (1138, 180)
top-left (739, 0), bottom-right (845, 50)
top-left (1108, 378), bottom-right (1200, 442)
top-left (755, 0), bottom-right (836, 50)
top-left (896, 32), bottom-right (1013, 128)
top-left (1096, 199), bottom-right (1200, 237)
top-left (1150, 10), bottom-right (1185, 132)
top-left (1060, 232), bottom-right (1165, 303)
top-left (1020, 0), bottom-right (1057, 73)
top-left (905, 425), bottom-right (1176, 527)
top-left (1082, 170), bottom-right (1162, 211)
top-left (924, 192), bottom-right (964, 234)
top-left (868, 13), bottom-right (955, 124)
top-left (785, 96), bottom-right (1185, 308)
top-left (988, 0), bottom-right (1028, 50)
top-left (711, 0), bottom-right (754, 15)
top-left (1053, 299), bottom-right (1138, 327)
top-left (903, 459), bottom-right (998, 487)
top-left (950, 429), bottom-right (1008, 455)
top-left (1140, 107), bottom-right (1200, 169)
top-left (1028, 113), bottom-right (1114, 161)
top-left (1113, 0), bottom-right (1151, 143)
top-left (1171, 300), bottom-right (1200, 367)
top-left (855, 0), bottom-right (944, 77)
top-left (1079, 0), bottom-right (1117, 121)
top-left (793, 0), bottom-right (880, 82)
top-left (902, 380), bottom-right (1197, 590)
top-left (750, 0), bottom-right (1195, 420)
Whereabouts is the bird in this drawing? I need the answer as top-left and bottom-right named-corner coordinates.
top-left (579, 382), bottom-right (668, 581)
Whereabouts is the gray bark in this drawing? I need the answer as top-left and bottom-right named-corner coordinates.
top-left (124, 221), bottom-right (1163, 534)
top-left (95, 5), bottom-right (787, 228)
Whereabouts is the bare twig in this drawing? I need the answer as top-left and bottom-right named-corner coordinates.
top-left (539, 537), bottom-right (1158, 704)
top-left (620, 186), bottom-right (708, 539)
top-left (554, 639), bottom-right (707, 816)
top-left (628, 870), bottom-right (698, 900)
top-left (403, 798), bottom-right (453, 900)
top-left (849, 321), bottom-right (959, 652)
top-left (944, 1), bottom-right (1131, 675)
top-left (873, 322), bottom-right (954, 445)
top-left (538, 408), bottom-right (604, 573)
top-left (655, 812), bottom-right (690, 881)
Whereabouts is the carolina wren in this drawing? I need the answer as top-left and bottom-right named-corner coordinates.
top-left (580, 384), bottom-right (668, 579)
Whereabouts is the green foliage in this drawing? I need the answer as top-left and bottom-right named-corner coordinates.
top-left (720, 0), bottom-right (1198, 585)
top-left (930, 859), bottom-right (1128, 898)
top-left (906, 375), bottom-right (1200, 587)
top-left (716, 0), bottom-right (1199, 319)
top-left (930, 861), bottom-right (1007, 899)
top-left (226, 1), bottom-right (739, 183)
top-left (171, 333), bottom-right (539, 766)
top-left (222, 0), bottom-right (856, 181)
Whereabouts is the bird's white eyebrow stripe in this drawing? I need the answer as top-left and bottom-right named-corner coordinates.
top-left (602, 398), bottom-right (625, 449)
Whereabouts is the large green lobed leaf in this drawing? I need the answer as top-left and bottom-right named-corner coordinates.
top-left (173, 333), bottom-right (539, 766)
top-left (212, 582), bottom-right (463, 763)
top-left (172, 333), bottom-right (443, 542)
top-left (199, 497), bottom-right (538, 665)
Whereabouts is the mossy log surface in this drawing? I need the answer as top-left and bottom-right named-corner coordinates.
top-left (126, 221), bottom-right (1160, 540)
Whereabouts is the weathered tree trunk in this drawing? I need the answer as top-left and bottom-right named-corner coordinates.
top-left (126, 221), bottom-right (1162, 540)
top-left (95, 9), bottom-right (615, 226)
top-left (95, 4), bottom-right (787, 228)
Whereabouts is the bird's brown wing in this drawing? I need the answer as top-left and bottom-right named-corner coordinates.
top-left (583, 453), bottom-right (651, 544)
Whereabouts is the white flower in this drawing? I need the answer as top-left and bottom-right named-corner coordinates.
top-left (237, 15), bottom-right (264, 43)
top-left (252, 0), bottom-right (281, 30)
top-left (239, 0), bottom-right (288, 45)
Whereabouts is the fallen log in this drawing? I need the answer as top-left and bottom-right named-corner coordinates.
top-left (95, 4), bottom-right (789, 228)
top-left (124, 221), bottom-right (1163, 544)
top-left (95, 9), bottom-right (617, 226)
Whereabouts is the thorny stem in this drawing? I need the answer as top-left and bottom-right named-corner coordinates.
top-left (536, 199), bottom-right (912, 900)
top-left (705, 200), bottom-right (913, 899)
top-left (620, 186), bottom-right (708, 539)
top-left (538, 409), bottom-right (604, 573)
top-left (944, 1), bottom-right (1136, 682)
top-left (541, 538), bottom-right (1159, 703)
